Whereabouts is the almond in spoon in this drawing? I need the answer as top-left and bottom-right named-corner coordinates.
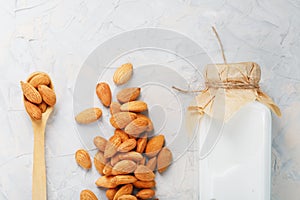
top-left (38, 101), bottom-right (48, 113)
top-left (28, 73), bottom-right (51, 88)
top-left (24, 99), bottom-right (42, 120)
top-left (38, 85), bottom-right (56, 106)
top-left (21, 81), bottom-right (42, 104)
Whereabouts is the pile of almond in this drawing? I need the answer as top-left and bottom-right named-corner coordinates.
top-left (75, 63), bottom-right (173, 200)
top-left (21, 72), bottom-right (56, 120)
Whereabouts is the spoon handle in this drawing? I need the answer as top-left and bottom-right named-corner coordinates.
top-left (32, 121), bottom-right (47, 200)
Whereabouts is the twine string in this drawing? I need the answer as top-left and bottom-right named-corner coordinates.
top-left (212, 26), bottom-right (227, 64)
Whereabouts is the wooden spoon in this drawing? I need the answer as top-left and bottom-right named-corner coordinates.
top-left (25, 72), bottom-right (55, 200)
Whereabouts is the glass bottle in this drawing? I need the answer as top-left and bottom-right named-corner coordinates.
top-left (195, 62), bottom-right (281, 200)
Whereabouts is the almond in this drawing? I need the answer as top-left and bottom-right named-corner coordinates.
top-left (80, 189), bottom-right (98, 200)
top-left (118, 195), bottom-right (137, 200)
top-left (26, 72), bottom-right (39, 82)
top-left (110, 112), bottom-right (137, 129)
top-left (106, 188), bottom-right (117, 200)
top-left (139, 156), bottom-right (146, 165)
top-left (113, 184), bottom-right (133, 200)
top-left (112, 160), bottom-right (137, 175)
top-left (146, 157), bottom-right (157, 171)
top-left (117, 139), bottom-right (136, 152)
top-left (136, 133), bottom-right (147, 153)
top-left (75, 108), bottom-right (102, 124)
top-left (28, 73), bottom-right (51, 88)
top-left (38, 101), bottom-right (47, 113)
top-left (136, 189), bottom-right (155, 199)
top-left (21, 81), bottom-right (42, 104)
top-left (24, 99), bottom-right (42, 120)
top-left (96, 82), bottom-right (112, 107)
top-left (103, 163), bottom-right (113, 176)
top-left (75, 149), bottom-right (92, 169)
top-left (94, 152), bottom-right (106, 175)
top-left (134, 165), bottom-right (155, 181)
top-left (111, 154), bottom-right (121, 166)
top-left (94, 151), bottom-right (108, 175)
top-left (145, 135), bottom-right (165, 157)
top-left (133, 180), bottom-right (156, 189)
top-left (125, 118), bottom-right (148, 137)
top-left (112, 175), bottom-right (137, 185)
top-left (104, 135), bottom-right (122, 158)
top-left (38, 85), bottom-right (56, 106)
top-left (96, 176), bottom-right (117, 188)
top-left (114, 129), bottom-right (129, 142)
top-left (93, 136), bottom-right (107, 152)
top-left (119, 152), bottom-right (143, 162)
top-left (117, 87), bottom-right (140, 103)
top-left (157, 147), bottom-right (172, 173)
top-left (120, 101), bottom-right (148, 112)
top-left (113, 63), bottom-right (133, 85)
top-left (136, 114), bottom-right (153, 132)
top-left (110, 102), bottom-right (121, 115)
top-left (94, 151), bottom-right (108, 164)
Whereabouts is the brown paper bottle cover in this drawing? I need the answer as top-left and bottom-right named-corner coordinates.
top-left (195, 62), bottom-right (281, 121)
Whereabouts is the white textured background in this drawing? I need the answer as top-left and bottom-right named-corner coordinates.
top-left (0, 0), bottom-right (300, 199)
